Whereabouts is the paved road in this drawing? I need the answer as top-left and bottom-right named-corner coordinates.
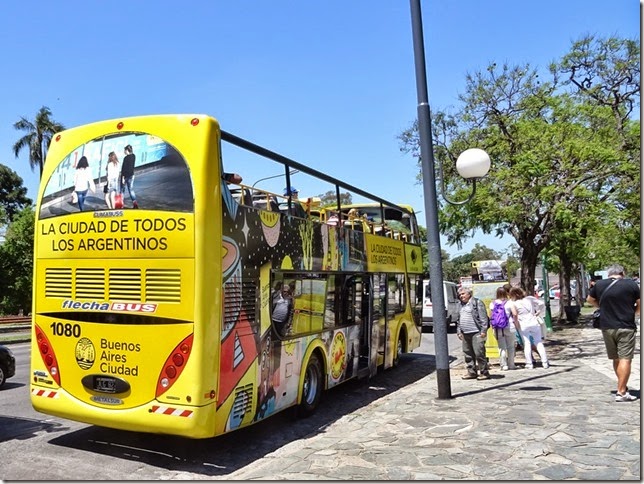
top-left (0, 332), bottom-right (460, 480)
top-left (224, 323), bottom-right (640, 480)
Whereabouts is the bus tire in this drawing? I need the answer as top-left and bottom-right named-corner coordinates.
top-left (393, 331), bottom-right (406, 367)
top-left (297, 353), bottom-right (323, 418)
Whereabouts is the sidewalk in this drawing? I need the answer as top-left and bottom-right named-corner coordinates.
top-left (224, 324), bottom-right (640, 480)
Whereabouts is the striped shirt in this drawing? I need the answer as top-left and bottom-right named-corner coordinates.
top-left (459, 298), bottom-right (488, 334)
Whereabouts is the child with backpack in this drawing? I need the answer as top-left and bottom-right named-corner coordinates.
top-left (489, 286), bottom-right (516, 370)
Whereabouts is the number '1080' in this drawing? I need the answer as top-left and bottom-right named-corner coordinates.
top-left (50, 322), bottom-right (81, 337)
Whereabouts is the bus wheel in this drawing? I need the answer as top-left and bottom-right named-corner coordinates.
top-left (393, 332), bottom-right (405, 367)
top-left (297, 353), bottom-right (323, 418)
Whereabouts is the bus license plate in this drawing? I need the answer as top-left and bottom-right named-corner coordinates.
top-left (81, 375), bottom-right (130, 394)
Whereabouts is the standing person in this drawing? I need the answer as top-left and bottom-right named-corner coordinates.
top-left (104, 151), bottom-right (120, 209)
top-left (272, 284), bottom-right (294, 336)
top-left (507, 287), bottom-right (550, 369)
top-left (73, 156), bottom-right (95, 211)
top-left (587, 264), bottom-right (640, 402)
top-left (456, 287), bottom-right (491, 380)
top-left (120, 144), bottom-right (138, 209)
top-left (489, 286), bottom-right (516, 371)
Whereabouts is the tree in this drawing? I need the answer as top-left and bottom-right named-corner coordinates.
top-left (0, 164), bottom-right (32, 225)
top-left (399, 35), bottom-right (639, 297)
top-left (316, 190), bottom-right (353, 208)
top-left (444, 252), bottom-right (474, 283)
top-left (0, 207), bottom-right (34, 315)
top-left (13, 106), bottom-right (65, 179)
top-left (553, 35), bottom-right (640, 290)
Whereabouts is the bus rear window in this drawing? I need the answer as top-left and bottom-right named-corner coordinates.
top-left (39, 132), bottom-right (193, 219)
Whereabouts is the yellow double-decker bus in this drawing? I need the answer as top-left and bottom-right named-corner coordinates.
top-left (30, 114), bottom-right (423, 438)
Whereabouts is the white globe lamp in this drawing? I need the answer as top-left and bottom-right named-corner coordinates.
top-left (456, 148), bottom-right (491, 179)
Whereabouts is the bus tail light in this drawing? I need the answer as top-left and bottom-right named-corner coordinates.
top-left (156, 334), bottom-right (193, 398)
top-left (35, 325), bottom-right (61, 385)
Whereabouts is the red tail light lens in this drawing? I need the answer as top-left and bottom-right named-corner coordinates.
top-left (165, 366), bottom-right (177, 378)
top-left (35, 325), bottom-right (60, 385)
top-left (172, 353), bottom-right (184, 366)
top-left (156, 334), bottom-right (193, 397)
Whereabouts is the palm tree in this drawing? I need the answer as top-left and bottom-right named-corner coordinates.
top-left (13, 106), bottom-right (65, 179)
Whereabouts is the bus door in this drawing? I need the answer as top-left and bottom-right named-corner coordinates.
top-left (352, 275), bottom-right (377, 378)
top-left (370, 273), bottom-right (388, 369)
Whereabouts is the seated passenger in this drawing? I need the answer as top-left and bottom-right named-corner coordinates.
top-left (223, 172), bottom-right (243, 184)
top-left (283, 186), bottom-right (307, 218)
top-left (326, 211), bottom-right (339, 226)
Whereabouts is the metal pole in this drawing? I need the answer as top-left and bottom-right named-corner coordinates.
top-left (410, 0), bottom-right (451, 399)
top-left (541, 254), bottom-right (552, 330)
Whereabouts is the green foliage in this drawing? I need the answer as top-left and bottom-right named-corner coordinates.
top-left (13, 106), bottom-right (65, 179)
top-left (399, 35), bottom-right (640, 294)
top-left (0, 207), bottom-right (34, 315)
top-left (0, 164), bottom-right (32, 225)
top-left (316, 190), bottom-right (353, 207)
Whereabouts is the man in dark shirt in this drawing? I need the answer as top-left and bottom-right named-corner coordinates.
top-left (120, 145), bottom-right (138, 208)
top-left (588, 264), bottom-right (641, 402)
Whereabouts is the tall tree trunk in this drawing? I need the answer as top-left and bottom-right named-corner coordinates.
top-left (519, 244), bottom-right (539, 296)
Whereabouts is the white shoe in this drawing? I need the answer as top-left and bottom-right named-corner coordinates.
top-left (543, 362), bottom-right (550, 369)
top-left (525, 364), bottom-right (534, 369)
top-left (615, 392), bottom-right (637, 402)
top-left (501, 365), bottom-right (509, 371)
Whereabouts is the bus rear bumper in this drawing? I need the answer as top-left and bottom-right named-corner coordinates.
top-left (30, 384), bottom-right (216, 438)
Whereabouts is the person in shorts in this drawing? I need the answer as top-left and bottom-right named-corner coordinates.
top-left (588, 264), bottom-right (641, 402)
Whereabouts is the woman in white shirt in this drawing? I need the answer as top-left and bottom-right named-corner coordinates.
top-left (507, 286), bottom-right (550, 369)
top-left (73, 156), bottom-right (95, 211)
top-left (105, 151), bottom-right (120, 209)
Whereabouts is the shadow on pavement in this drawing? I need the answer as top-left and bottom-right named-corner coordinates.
top-left (47, 352), bottom-right (438, 477)
top-left (452, 365), bottom-right (577, 399)
top-left (0, 416), bottom-right (68, 443)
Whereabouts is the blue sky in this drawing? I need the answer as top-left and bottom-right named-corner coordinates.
top-left (0, 0), bottom-right (638, 256)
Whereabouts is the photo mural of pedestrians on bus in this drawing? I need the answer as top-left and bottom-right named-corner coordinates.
top-left (38, 132), bottom-right (193, 218)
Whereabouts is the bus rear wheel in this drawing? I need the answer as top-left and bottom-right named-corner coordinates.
top-left (297, 353), bottom-right (323, 418)
top-left (393, 332), bottom-right (405, 367)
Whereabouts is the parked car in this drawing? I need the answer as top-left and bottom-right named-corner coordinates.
top-left (422, 280), bottom-right (460, 331)
top-left (0, 344), bottom-right (16, 389)
top-left (549, 281), bottom-right (578, 300)
top-left (549, 285), bottom-right (561, 300)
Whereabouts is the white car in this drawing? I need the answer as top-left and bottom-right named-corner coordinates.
top-left (422, 281), bottom-right (460, 331)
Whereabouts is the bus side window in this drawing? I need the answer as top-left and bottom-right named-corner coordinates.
top-left (271, 278), bottom-right (294, 337)
top-left (342, 276), bottom-right (362, 326)
top-left (324, 275), bottom-right (336, 329)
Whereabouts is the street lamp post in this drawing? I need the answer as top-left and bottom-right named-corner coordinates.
top-left (251, 169), bottom-right (300, 189)
top-left (409, 0), bottom-right (491, 399)
top-left (541, 254), bottom-right (553, 331)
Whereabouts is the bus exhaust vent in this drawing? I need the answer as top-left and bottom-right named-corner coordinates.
top-left (75, 268), bottom-right (106, 299)
top-left (145, 268), bottom-right (181, 302)
top-left (241, 280), bottom-right (258, 326)
top-left (109, 268), bottom-right (142, 301)
top-left (45, 268), bottom-right (73, 298)
top-left (230, 383), bottom-right (254, 422)
top-left (223, 279), bottom-right (259, 335)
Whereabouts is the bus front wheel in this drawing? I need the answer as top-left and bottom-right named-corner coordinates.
top-left (297, 353), bottom-right (323, 418)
